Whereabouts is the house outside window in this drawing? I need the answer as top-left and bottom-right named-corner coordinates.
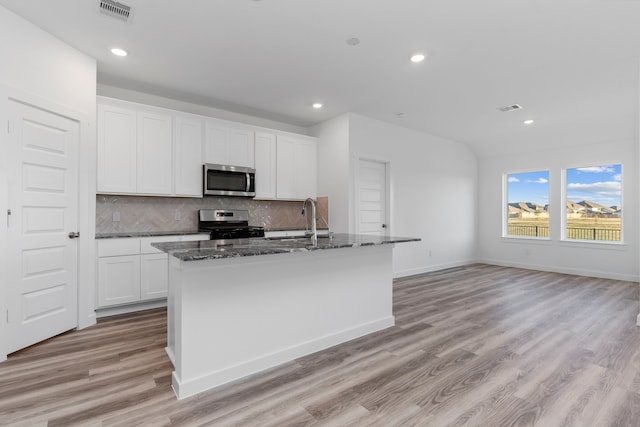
top-left (505, 170), bottom-right (550, 238)
top-left (564, 164), bottom-right (622, 242)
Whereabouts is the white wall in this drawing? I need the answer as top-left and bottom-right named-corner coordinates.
top-left (0, 5), bottom-right (97, 360)
top-left (311, 114), bottom-right (351, 233)
top-left (313, 113), bottom-right (478, 277)
top-left (477, 140), bottom-right (639, 282)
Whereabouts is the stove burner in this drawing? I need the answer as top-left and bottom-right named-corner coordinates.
top-left (198, 209), bottom-right (264, 240)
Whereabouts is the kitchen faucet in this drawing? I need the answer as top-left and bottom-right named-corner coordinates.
top-left (301, 198), bottom-right (317, 246)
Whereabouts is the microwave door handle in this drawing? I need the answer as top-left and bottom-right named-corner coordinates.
top-left (246, 172), bottom-right (251, 192)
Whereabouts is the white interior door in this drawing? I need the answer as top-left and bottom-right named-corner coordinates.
top-left (6, 98), bottom-right (79, 354)
top-left (357, 159), bottom-right (388, 236)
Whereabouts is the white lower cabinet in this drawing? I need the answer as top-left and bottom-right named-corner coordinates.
top-left (97, 255), bottom-right (141, 307)
top-left (97, 234), bottom-right (208, 308)
top-left (140, 253), bottom-right (170, 300)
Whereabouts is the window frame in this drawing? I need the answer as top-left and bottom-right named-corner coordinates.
top-left (502, 169), bottom-right (551, 241)
top-left (561, 162), bottom-right (624, 244)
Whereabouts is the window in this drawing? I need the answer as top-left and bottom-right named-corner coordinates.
top-left (505, 171), bottom-right (550, 238)
top-left (564, 164), bottom-right (622, 242)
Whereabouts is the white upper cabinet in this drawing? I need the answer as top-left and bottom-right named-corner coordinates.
top-left (174, 115), bottom-right (203, 197)
top-left (96, 97), bottom-right (318, 200)
top-left (276, 135), bottom-right (317, 200)
top-left (97, 104), bottom-right (137, 193)
top-left (276, 136), bottom-right (296, 199)
top-left (254, 132), bottom-right (277, 199)
top-left (137, 110), bottom-right (173, 195)
top-left (294, 137), bottom-right (317, 199)
top-left (204, 121), bottom-right (255, 168)
top-left (229, 127), bottom-right (255, 168)
top-left (204, 124), bottom-right (227, 165)
top-left (97, 98), bottom-right (204, 197)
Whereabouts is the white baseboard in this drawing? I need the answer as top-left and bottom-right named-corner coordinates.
top-left (477, 258), bottom-right (639, 283)
top-left (172, 316), bottom-right (395, 400)
top-left (393, 259), bottom-right (476, 279)
top-left (95, 299), bottom-right (167, 318)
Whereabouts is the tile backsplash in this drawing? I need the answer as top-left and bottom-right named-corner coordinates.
top-left (96, 195), bottom-right (329, 234)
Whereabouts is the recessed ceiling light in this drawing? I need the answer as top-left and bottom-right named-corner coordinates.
top-left (111, 47), bottom-right (128, 57)
top-left (523, 119), bottom-right (534, 125)
top-left (410, 53), bottom-right (426, 63)
top-left (312, 103), bottom-right (323, 109)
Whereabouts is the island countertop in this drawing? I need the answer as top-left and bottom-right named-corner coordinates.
top-left (160, 232), bottom-right (417, 398)
top-left (152, 233), bottom-right (420, 261)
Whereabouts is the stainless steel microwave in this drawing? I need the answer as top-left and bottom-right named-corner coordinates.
top-left (203, 163), bottom-right (256, 197)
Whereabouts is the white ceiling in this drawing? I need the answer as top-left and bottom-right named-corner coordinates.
top-left (2, 0), bottom-right (640, 157)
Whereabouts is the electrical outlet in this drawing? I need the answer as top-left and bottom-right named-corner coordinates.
top-left (112, 211), bottom-right (120, 222)
top-left (174, 210), bottom-right (181, 221)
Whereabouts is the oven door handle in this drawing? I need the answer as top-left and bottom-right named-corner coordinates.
top-left (246, 172), bottom-right (251, 192)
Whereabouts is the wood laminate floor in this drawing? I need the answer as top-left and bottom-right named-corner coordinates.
top-left (1, 264), bottom-right (640, 426)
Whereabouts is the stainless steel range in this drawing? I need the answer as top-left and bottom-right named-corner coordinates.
top-left (198, 209), bottom-right (265, 241)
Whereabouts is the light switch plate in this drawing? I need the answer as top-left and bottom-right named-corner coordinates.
top-left (112, 211), bottom-right (120, 222)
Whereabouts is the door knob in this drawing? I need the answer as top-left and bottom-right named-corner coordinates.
top-left (381, 224), bottom-right (387, 228)
top-left (68, 231), bottom-right (80, 239)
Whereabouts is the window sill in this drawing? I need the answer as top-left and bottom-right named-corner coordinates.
top-left (500, 236), bottom-right (552, 245)
top-left (558, 239), bottom-right (628, 250)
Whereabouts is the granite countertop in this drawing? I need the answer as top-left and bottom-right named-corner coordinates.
top-left (96, 229), bottom-right (331, 239)
top-left (96, 231), bottom-right (207, 239)
top-left (152, 233), bottom-right (421, 261)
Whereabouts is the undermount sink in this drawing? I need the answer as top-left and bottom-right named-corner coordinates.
top-left (213, 244), bottom-right (253, 250)
top-left (264, 234), bottom-right (332, 242)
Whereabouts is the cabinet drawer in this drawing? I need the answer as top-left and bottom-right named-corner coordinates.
top-left (97, 238), bottom-right (140, 257)
top-left (140, 235), bottom-right (182, 254)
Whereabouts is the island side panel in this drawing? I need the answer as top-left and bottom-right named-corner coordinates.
top-left (169, 244), bottom-right (394, 399)
top-left (165, 255), bottom-right (180, 367)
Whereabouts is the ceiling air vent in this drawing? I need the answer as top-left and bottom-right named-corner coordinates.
top-left (498, 104), bottom-right (523, 112)
top-left (99, 0), bottom-right (132, 22)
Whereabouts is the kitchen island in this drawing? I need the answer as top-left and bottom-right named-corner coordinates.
top-left (153, 234), bottom-right (420, 399)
